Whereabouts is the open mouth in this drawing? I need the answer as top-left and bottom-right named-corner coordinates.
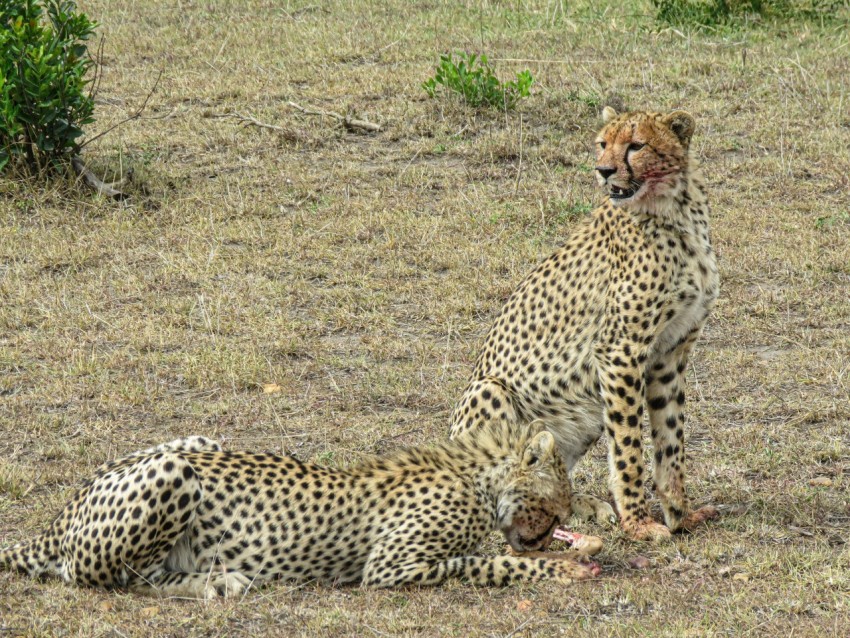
top-left (609, 184), bottom-right (638, 200)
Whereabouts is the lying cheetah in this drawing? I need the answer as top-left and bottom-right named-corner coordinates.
top-left (1, 425), bottom-right (599, 598)
top-left (451, 107), bottom-right (719, 541)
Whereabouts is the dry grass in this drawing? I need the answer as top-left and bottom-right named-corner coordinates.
top-left (1, 0), bottom-right (849, 635)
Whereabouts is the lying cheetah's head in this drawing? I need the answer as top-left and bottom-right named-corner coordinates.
top-left (497, 430), bottom-right (572, 552)
top-left (594, 107), bottom-right (695, 207)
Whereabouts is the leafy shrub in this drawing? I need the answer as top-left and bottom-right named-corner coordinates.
top-left (423, 53), bottom-right (533, 110)
top-left (0, 0), bottom-right (98, 172)
top-left (652, 0), bottom-right (848, 27)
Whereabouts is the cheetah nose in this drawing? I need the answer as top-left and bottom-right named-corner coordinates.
top-left (596, 166), bottom-right (616, 180)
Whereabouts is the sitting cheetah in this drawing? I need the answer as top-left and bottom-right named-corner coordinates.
top-left (1, 425), bottom-right (599, 599)
top-left (451, 107), bottom-right (719, 541)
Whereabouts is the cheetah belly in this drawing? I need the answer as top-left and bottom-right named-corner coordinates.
top-left (181, 506), bottom-right (370, 586)
top-left (534, 398), bottom-right (605, 472)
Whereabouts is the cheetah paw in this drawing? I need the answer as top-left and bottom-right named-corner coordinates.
top-left (204, 571), bottom-right (253, 599)
top-left (593, 501), bottom-right (617, 526)
top-left (551, 557), bottom-right (601, 584)
top-left (571, 494), bottom-right (617, 526)
top-left (623, 518), bottom-right (672, 542)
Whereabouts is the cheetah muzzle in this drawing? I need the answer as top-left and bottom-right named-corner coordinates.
top-left (506, 519), bottom-right (559, 553)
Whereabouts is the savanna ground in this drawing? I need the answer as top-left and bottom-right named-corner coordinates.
top-left (1, 0), bottom-right (849, 635)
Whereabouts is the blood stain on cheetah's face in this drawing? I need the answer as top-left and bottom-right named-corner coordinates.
top-left (594, 107), bottom-right (696, 208)
top-left (496, 430), bottom-right (573, 552)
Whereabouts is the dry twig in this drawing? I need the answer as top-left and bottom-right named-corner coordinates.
top-left (80, 68), bottom-right (165, 150)
top-left (71, 156), bottom-right (128, 200)
top-left (286, 100), bottom-right (381, 133)
top-left (211, 111), bottom-right (289, 132)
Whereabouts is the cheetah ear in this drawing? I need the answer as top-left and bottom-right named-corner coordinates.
top-left (662, 110), bottom-right (695, 146)
top-left (522, 431), bottom-right (556, 469)
top-left (601, 106), bottom-right (618, 124)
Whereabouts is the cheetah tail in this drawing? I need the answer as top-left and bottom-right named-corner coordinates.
top-left (0, 534), bottom-right (60, 578)
top-left (0, 541), bottom-right (27, 572)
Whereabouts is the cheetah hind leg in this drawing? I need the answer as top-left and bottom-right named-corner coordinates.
top-left (114, 455), bottom-right (253, 600)
top-left (449, 377), bottom-right (519, 439)
top-left (72, 452), bottom-right (216, 597)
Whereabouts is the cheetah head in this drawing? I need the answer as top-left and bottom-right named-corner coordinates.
top-left (594, 107), bottom-right (695, 207)
top-left (497, 430), bottom-right (572, 552)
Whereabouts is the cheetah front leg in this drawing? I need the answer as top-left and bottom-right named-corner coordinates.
top-left (646, 330), bottom-right (718, 533)
top-left (363, 553), bottom-right (598, 587)
top-left (599, 349), bottom-right (671, 541)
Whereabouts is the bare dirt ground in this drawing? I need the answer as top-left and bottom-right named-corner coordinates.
top-left (1, 1), bottom-right (848, 635)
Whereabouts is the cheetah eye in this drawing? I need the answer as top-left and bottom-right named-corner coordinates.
top-left (598, 141), bottom-right (607, 150)
top-left (628, 142), bottom-right (645, 152)
top-left (526, 454), bottom-right (538, 466)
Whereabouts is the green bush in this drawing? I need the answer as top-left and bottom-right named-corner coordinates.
top-left (423, 52), bottom-right (533, 110)
top-left (0, 0), bottom-right (98, 172)
top-left (652, 0), bottom-right (848, 27)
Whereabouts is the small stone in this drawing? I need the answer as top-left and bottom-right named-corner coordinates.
top-left (627, 555), bottom-right (650, 569)
top-left (516, 599), bottom-right (534, 613)
top-left (808, 476), bottom-right (833, 487)
top-left (732, 572), bottom-right (750, 582)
